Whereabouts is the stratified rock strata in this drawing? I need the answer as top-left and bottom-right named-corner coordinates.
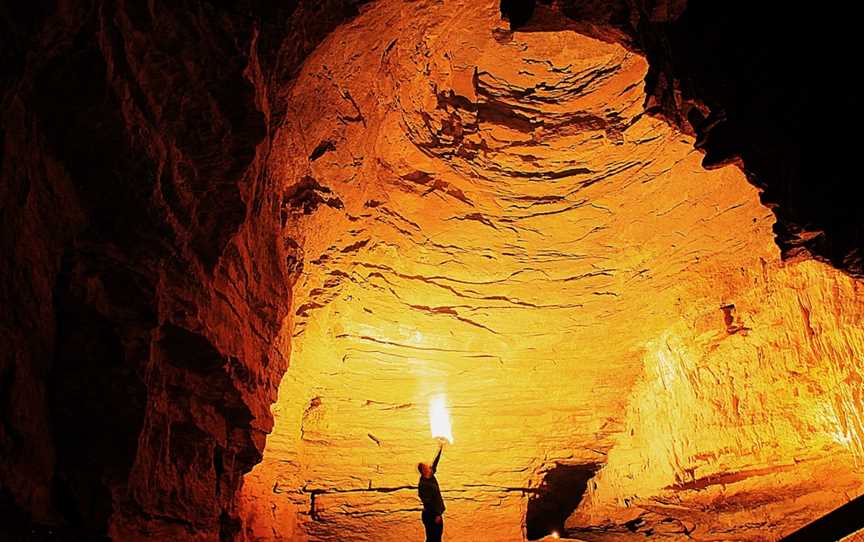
top-left (239, 2), bottom-right (864, 541)
top-left (1, 1), bottom-right (861, 541)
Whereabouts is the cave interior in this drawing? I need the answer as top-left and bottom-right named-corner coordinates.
top-left (1, 1), bottom-right (863, 541)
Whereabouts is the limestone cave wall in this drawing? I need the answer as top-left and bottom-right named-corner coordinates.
top-left (503, 0), bottom-right (862, 276)
top-left (236, 2), bottom-right (864, 540)
top-left (1, 1), bottom-right (861, 541)
top-left (0, 1), bottom-right (361, 539)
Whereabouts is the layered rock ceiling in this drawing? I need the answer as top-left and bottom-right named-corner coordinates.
top-left (239, 2), bottom-right (864, 541)
top-left (1, 1), bottom-right (863, 541)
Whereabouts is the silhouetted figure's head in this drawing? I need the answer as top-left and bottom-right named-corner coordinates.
top-left (418, 462), bottom-right (433, 478)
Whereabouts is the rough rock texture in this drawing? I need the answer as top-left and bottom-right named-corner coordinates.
top-left (0, 1), bottom-right (362, 539)
top-left (503, 0), bottom-right (863, 277)
top-left (238, 2), bottom-right (864, 541)
top-left (2, 1), bottom-right (863, 541)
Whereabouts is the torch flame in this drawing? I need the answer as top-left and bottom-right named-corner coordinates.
top-left (429, 395), bottom-right (453, 443)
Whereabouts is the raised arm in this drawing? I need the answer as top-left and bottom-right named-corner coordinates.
top-left (432, 443), bottom-right (443, 473)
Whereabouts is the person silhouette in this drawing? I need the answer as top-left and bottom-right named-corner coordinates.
top-left (418, 441), bottom-right (446, 541)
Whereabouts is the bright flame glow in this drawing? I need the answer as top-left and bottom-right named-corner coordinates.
top-left (429, 395), bottom-right (453, 443)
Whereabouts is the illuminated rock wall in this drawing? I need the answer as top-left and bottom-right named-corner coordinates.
top-left (571, 261), bottom-right (864, 539)
top-left (2, 1), bottom-right (861, 541)
top-left (240, 1), bottom-right (864, 540)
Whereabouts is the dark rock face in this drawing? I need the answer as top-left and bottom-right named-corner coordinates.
top-left (526, 463), bottom-right (600, 540)
top-left (504, 0), bottom-right (862, 277)
top-left (0, 1), bottom-right (362, 539)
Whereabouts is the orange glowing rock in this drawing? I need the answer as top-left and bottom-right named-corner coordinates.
top-left (238, 1), bottom-right (864, 541)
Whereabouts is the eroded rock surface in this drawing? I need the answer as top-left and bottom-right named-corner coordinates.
top-left (239, 2), bottom-right (864, 541)
top-left (505, 0), bottom-right (863, 277)
top-left (2, 1), bottom-right (862, 541)
top-left (0, 1), bottom-right (361, 539)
